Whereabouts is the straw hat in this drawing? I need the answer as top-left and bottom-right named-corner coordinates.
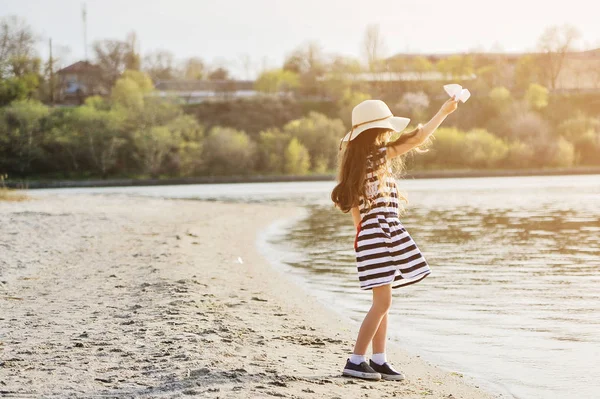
top-left (339, 100), bottom-right (410, 149)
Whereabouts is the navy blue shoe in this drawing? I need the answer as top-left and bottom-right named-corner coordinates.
top-left (342, 358), bottom-right (381, 380)
top-left (369, 359), bottom-right (405, 381)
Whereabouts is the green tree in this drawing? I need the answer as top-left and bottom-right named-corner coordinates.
top-left (514, 55), bottom-right (542, 91)
top-left (111, 70), bottom-right (154, 111)
top-left (69, 99), bottom-right (126, 177)
top-left (201, 127), bottom-right (256, 175)
top-left (436, 55), bottom-right (474, 79)
top-left (550, 137), bottom-right (575, 167)
top-left (182, 57), bottom-right (205, 80)
top-left (556, 114), bottom-right (600, 141)
top-left (0, 100), bottom-right (48, 177)
top-left (283, 112), bottom-right (346, 173)
top-left (174, 115), bottom-right (205, 176)
top-left (254, 69), bottom-right (300, 94)
top-left (132, 125), bottom-right (180, 177)
top-left (256, 128), bottom-right (291, 173)
top-left (524, 83), bottom-right (549, 110)
top-left (488, 86), bottom-right (512, 114)
top-left (284, 137), bottom-right (310, 175)
top-left (463, 129), bottom-right (509, 168)
top-left (0, 74), bottom-right (39, 106)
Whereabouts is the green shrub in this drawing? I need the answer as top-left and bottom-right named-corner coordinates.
top-left (201, 127), bottom-right (256, 175)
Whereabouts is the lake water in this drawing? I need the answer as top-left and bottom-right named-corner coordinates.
top-left (32, 175), bottom-right (600, 399)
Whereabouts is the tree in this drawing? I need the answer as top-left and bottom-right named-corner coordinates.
top-left (514, 55), bottom-right (542, 91)
top-left (69, 98), bottom-right (126, 177)
top-left (322, 55), bottom-right (363, 100)
top-left (93, 39), bottom-right (137, 90)
top-left (208, 67), bottom-right (230, 81)
top-left (436, 55), bottom-right (474, 79)
top-left (254, 69), bottom-right (300, 94)
top-left (537, 24), bottom-right (581, 90)
top-left (0, 100), bottom-right (48, 177)
top-left (463, 129), bottom-right (509, 168)
top-left (124, 32), bottom-right (141, 71)
top-left (524, 83), bottom-right (549, 110)
top-left (111, 70), bottom-right (154, 111)
top-left (0, 16), bottom-right (38, 78)
top-left (132, 126), bottom-right (180, 177)
top-left (362, 24), bottom-right (387, 72)
top-left (411, 56), bottom-right (434, 80)
top-left (0, 74), bottom-right (39, 106)
top-left (256, 128), bottom-right (291, 173)
top-left (283, 42), bottom-right (326, 96)
top-left (284, 137), bottom-right (310, 174)
top-left (488, 86), bottom-right (512, 114)
top-left (143, 50), bottom-right (176, 81)
top-left (172, 115), bottom-right (205, 176)
top-left (556, 113), bottom-right (600, 141)
top-left (201, 127), bottom-right (256, 175)
top-left (182, 57), bottom-right (205, 80)
top-left (283, 112), bottom-right (346, 172)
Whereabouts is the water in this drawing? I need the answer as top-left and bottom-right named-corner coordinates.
top-left (32, 175), bottom-right (600, 398)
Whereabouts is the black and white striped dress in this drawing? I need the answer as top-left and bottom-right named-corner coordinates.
top-left (354, 145), bottom-right (431, 290)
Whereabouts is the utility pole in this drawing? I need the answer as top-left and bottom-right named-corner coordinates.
top-left (82, 3), bottom-right (88, 61)
top-left (49, 38), bottom-right (54, 105)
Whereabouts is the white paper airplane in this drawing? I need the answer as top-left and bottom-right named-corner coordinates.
top-left (444, 84), bottom-right (471, 103)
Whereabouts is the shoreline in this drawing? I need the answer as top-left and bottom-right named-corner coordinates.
top-left (5, 166), bottom-right (600, 189)
top-left (0, 194), bottom-right (497, 398)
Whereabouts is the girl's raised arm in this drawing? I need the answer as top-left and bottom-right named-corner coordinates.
top-left (386, 96), bottom-right (459, 159)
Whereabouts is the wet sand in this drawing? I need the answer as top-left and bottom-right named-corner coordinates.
top-left (0, 194), bottom-right (496, 398)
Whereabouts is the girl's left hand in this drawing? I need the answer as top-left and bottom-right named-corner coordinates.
top-left (440, 96), bottom-right (459, 116)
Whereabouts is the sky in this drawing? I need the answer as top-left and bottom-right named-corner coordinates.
top-left (2, 0), bottom-right (599, 78)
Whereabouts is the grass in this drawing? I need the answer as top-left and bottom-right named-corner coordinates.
top-left (0, 174), bottom-right (28, 201)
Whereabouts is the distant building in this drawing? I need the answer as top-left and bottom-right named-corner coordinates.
top-left (56, 61), bottom-right (105, 105)
top-left (153, 80), bottom-right (258, 103)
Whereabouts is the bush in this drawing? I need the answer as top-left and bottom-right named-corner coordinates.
top-left (201, 127), bottom-right (256, 175)
top-left (0, 100), bottom-right (49, 176)
top-left (524, 83), bottom-right (549, 110)
top-left (463, 129), bottom-right (509, 168)
top-left (282, 112), bottom-right (346, 173)
top-left (556, 113), bottom-right (600, 141)
top-left (255, 128), bottom-right (290, 173)
top-left (550, 136), bottom-right (575, 167)
top-left (255, 69), bottom-right (300, 93)
top-left (572, 131), bottom-right (600, 165)
top-left (284, 137), bottom-right (310, 174)
top-left (489, 86), bottom-right (512, 113)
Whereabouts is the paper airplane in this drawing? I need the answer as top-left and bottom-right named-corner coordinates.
top-left (444, 84), bottom-right (471, 103)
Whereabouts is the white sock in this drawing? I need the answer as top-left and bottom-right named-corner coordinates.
top-left (371, 352), bottom-right (387, 365)
top-left (349, 354), bottom-right (367, 365)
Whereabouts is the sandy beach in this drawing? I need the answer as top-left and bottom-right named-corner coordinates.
top-left (0, 194), bottom-right (496, 398)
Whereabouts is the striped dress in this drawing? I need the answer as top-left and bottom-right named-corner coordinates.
top-left (354, 145), bottom-right (431, 290)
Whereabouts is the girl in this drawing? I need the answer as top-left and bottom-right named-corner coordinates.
top-left (331, 96), bottom-right (459, 381)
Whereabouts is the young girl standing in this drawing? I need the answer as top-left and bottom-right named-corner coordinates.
top-left (331, 96), bottom-right (459, 381)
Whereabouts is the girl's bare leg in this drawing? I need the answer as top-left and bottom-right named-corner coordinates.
top-left (352, 284), bottom-right (392, 355)
top-left (372, 312), bottom-right (388, 354)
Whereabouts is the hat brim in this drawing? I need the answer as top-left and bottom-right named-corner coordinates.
top-left (341, 116), bottom-right (411, 142)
